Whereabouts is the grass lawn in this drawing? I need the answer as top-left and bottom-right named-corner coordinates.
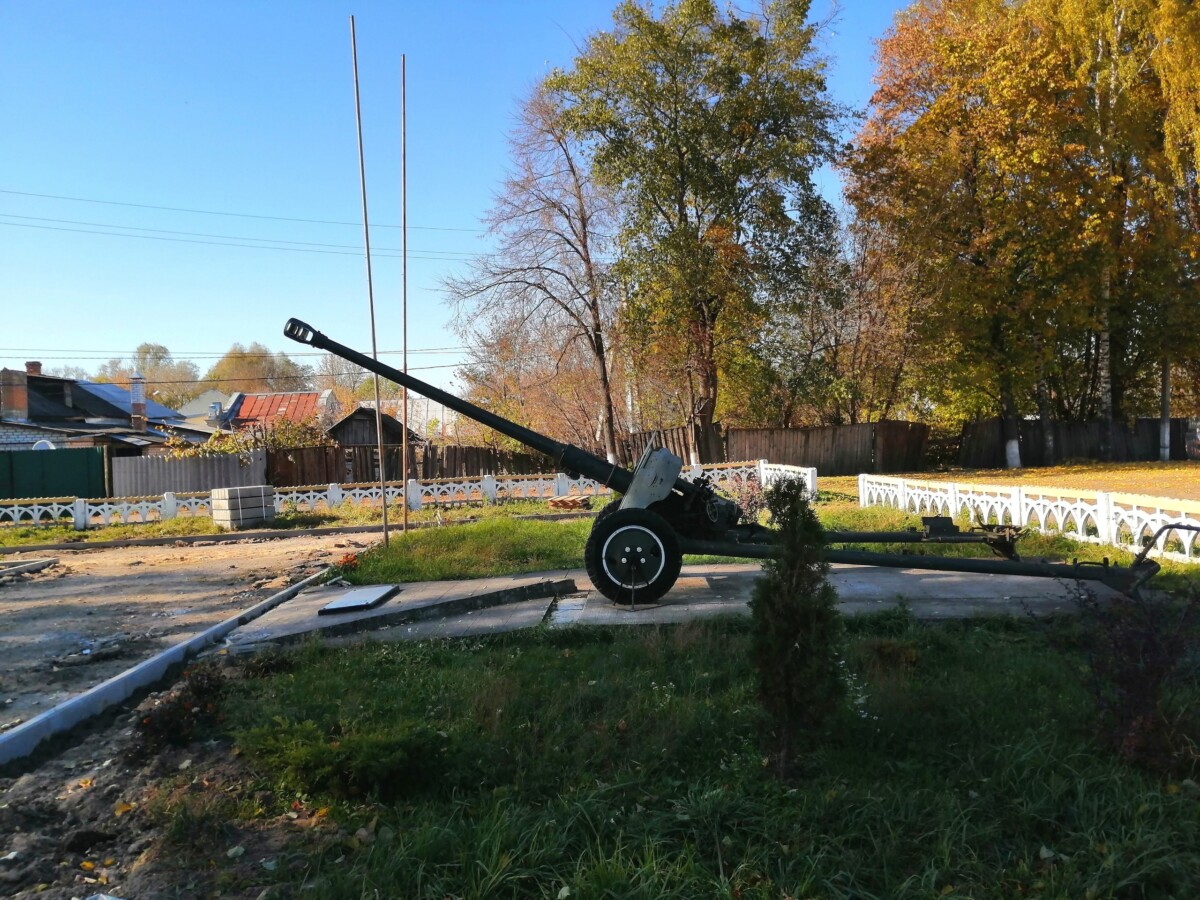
top-left (822, 460), bottom-right (1200, 503)
top-left (181, 613), bottom-right (1200, 898)
top-left (0, 515), bottom-right (222, 548)
top-left (0, 498), bottom-right (581, 549)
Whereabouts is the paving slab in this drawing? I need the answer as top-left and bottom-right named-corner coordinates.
top-left (225, 571), bottom-right (579, 649)
top-left (549, 562), bottom-right (1115, 626)
top-left (225, 561), bottom-right (1116, 652)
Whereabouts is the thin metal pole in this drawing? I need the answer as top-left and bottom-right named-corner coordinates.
top-left (401, 53), bottom-right (409, 532)
top-left (350, 15), bottom-right (390, 546)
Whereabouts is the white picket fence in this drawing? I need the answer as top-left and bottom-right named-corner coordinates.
top-left (859, 474), bottom-right (1200, 564)
top-left (0, 460), bottom-right (817, 531)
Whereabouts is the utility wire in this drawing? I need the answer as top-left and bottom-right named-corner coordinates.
top-left (0, 346), bottom-right (467, 357)
top-left (0, 213), bottom-right (478, 256)
top-left (0, 188), bottom-right (484, 233)
top-left (0, 220), bottom-right (470, 260)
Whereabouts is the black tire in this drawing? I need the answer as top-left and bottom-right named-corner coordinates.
top-left (593, 497), bottom-right (622, 525)
top-left (584, 507), bottom-right (683, 605)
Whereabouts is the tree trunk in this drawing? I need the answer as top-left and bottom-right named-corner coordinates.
top-left (1160, 357), bottom-right (1171, 462)
top-left (1000, 382), bottom-right (1022, 469)
top-left (1035, 377), bottom-right (1055, 467)
top-left (1097, 268), bottom-right (1114, 462)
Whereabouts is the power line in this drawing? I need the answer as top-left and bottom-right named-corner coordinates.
top-left (0, 220), bottom-right (473, 260)
top-left (44, 363), bottom-right (465, 386)
top-left (0, 188), bottom-right (485, 233)
top-left (0, 346), bottom-right (467, 357)
top-left (0, 213), bottom-right (478, 256)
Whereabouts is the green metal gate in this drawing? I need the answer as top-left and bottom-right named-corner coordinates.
top-left (0, 448), bottom-right (107, 499)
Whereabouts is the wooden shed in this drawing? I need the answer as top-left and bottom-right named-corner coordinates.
top-left (327, 407), bottom-right (423, 447)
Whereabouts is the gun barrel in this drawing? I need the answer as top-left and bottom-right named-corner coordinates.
top-left (284, 318), bottom-right (633, 492)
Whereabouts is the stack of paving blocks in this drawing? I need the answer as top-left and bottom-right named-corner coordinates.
top-left (211, 485), bottom-right (275, 530)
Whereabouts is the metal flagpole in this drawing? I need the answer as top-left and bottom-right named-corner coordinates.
top-left (401, 53), bottom-right (409, 532)
top-left (350, 15), bottom-right (390, 546)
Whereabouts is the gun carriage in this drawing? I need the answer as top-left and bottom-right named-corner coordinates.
top-left (285, 318), bottom-right (1165, 603)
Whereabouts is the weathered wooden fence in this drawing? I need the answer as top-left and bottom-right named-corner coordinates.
top-left (625, 424), bottom-right (725, 464)
top-left (958, 418), bottom-right (1190, 468)
top-left (113, 450), bottom-right (266, 496)
top-left (421, 444), bottom-right (549, 478)
top-left (726, 421), bottom-right (927, 476)
top-left (267, 444), bottom-right (551, 486)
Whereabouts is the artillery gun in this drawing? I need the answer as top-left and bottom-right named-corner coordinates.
top-left (285, 318), bottom-right (1164, 602)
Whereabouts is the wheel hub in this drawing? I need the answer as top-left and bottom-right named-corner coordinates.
top-left (601, 524), bottom-right (666, 589)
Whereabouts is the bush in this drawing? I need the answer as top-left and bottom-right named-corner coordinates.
top-left (750, 477), bottom-right (844, 775)
top-left (1061, 585), bottom-right (1200, 774)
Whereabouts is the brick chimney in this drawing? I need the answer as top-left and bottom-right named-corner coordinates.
top-left (25, 361), bottom-right (42, 376)
top-left (0, 368), bottom-right (29, 421)
top-left (130, 372), bottom-right (147, 432)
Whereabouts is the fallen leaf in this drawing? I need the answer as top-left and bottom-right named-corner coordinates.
top-left (80, 861), bottom-right (96, 870)
top-left (227, 845), bottom-right (246, 859)
top-left (113, 801), bottom-right (135, 817)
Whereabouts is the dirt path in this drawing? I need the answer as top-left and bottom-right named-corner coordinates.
top-left (0, 533), bottom-right (374, 734)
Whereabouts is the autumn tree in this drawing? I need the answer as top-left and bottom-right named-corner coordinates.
top-left (847, 0), bottom-right (1200, 465)
top-left (94, 342), bottom-right (201, 411)
top-left (313, 352), bottom-right (367, 411)
top-left (549, 0), bottom-right (842, 434)
top-left (200, 342), bottom-right (313, 394)
top-left (445, 87), bottom-right (625, 462)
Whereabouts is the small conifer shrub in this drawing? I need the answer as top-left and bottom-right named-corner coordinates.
top-left (750, 477), bottom-right (844, 775)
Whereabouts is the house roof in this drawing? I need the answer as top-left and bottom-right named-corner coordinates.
top-left (75, 382), bottom-right (183, 419)
top-left (230, 391), bottom-right (325, 429)
top-left (176, 389), bottom-right (231, 418)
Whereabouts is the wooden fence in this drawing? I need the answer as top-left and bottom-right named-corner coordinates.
top-left (625, 424), bottom-right (725, 465)
top-left (726, 421), bottom-right (927, 476)
top-left (267, 444), bottom-right (551, 487)
top-left (958, 418), bottom-right (1190, 468)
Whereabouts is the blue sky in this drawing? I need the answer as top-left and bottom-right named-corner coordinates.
top-left (0, 0), bottom-right (907, 393)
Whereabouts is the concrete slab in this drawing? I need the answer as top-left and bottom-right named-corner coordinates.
top-left (226, 561), bottom-right (1114, 652)
top-left (0, 558), bottom-right (57, 578)
top-left (225, 572), bottom-right (578, 649)
top-left (547, 562), bottom-right (1113, 627)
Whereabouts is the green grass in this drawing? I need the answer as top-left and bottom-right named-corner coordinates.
top-left (0, 515), bottom-right (222, 548)
top-left (273, 498), bottom-right (573, 530)
top-left (0, 497), bottom-right (580, 549)
top-left (347, 517), bottom-right (594, 583)
top-left (215, 616), bottom-right (1200, 899)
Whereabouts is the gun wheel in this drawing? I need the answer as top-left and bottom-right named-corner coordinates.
top-left (585, 507), bottom-right (682, 605)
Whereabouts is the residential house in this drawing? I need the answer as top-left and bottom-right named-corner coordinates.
top-left (0, 362), bottom-right (208, 453)
top-left (211, 390), bottom-right (340, 432)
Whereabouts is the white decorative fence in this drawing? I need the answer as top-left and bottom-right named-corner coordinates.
top-left (859, 474), bottom-right (1200, 564)
top-left (1, 460), bottom-right (817, 532)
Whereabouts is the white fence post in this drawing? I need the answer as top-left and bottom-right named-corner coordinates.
top-left (72, 498), bottom-right (87, 531)
top-left (328, 483), bottom-right (344, 507)
top-left (405, 479), bottom-right (422, 511)
top-left (1010, 487), bottom-right (1025, 527)
top-left (554, 473), bottom-right (570, 497)
top-left (757, 459), bottom-right (768, 482)
top-left (858, 474), bottom-right (867, 508)
top-left (162, 492), bottom-right (177, 520)
top-left (482, 475), bottom-right (498, 504)
top-left (1095, 492), bottom-right (1113, 544)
